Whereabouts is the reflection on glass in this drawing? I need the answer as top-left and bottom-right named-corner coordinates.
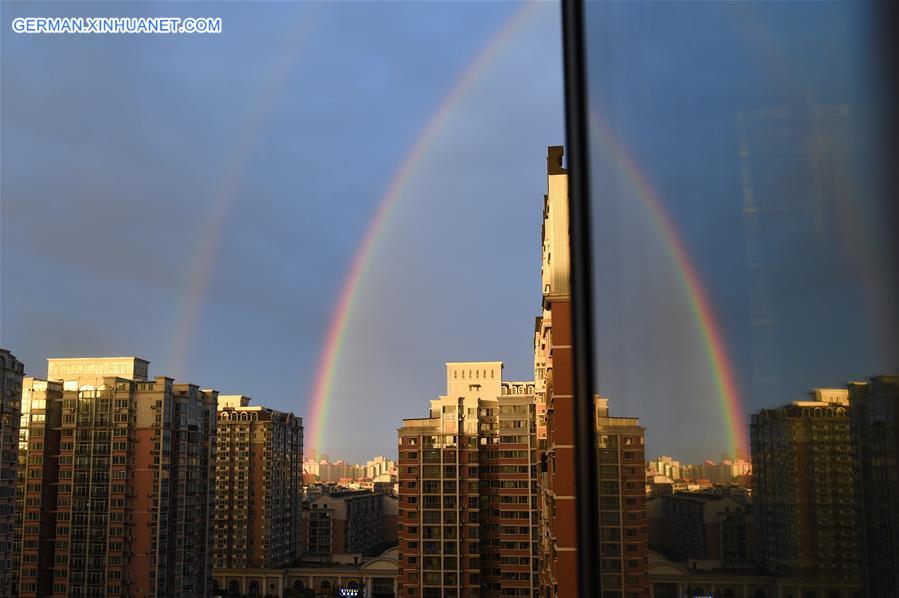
top-left (582, 2), bottom-right (895, 596)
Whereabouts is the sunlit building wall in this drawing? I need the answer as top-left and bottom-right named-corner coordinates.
top-left (12, 377), bottom-right (63, 597)
top-left (0, 350), bottom-right (24, 596)
top-left (534, 145), bottom-right (578, 598)
top-left (13, 357), bottom-right (217, 598)
top-left (849, 375), bottom-right (899, 597)
top-left (750, 389), bottom-right (856, 579)
top-left (214, 395), bottom-right (303, 569)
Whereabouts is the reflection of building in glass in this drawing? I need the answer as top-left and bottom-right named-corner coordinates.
top-left (13, 357), bottom-right (217, 597)
top-left (0, 350), bottom-right (24, 597)
top-left (397, 362), bottom-right (538, 597)
top-left (651, 492), bottom-right (751, 569)
top-left (214, 395), bottom-right (303, 569)
top-left (737, 102), bottom-right (896, 401)
top-left (849, 375), bottom-right (899, 597)
top-left (647, 550), bottom-right (859, 598)
top-left (750, 389), bottom-right (857, 579)
top-left (596, 398), bottom-right (649, 595)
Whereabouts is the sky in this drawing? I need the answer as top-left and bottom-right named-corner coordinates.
top-left (1, 1), bottom-right (565, 463)
top-left (2, 1), bottom-right (895, 464)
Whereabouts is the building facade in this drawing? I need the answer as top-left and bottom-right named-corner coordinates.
top-left (13, 356), bottom-right (217, 597)
top-left (849, 375), bottom-right (899, 597)
top-left (214, 545), bottom-right (399, 598)
top-left (397, 362), bottom-right (538, 598)
top-left (595, 398), bottom-right (649, 595)
top-left (214, 395), bottom-right (303, 569)
top-left (656, 492), bottom-right (751, 568)
top-left (534, 145), bottom-right (579, 598)
top-left (13, 376), bottom-right (63, 596)
top-left (0, 349), bottom-right (24, 596)
top-left (302, 489), bottom-right (386, 563)
top-left (750, 389), bottom-right (856, 579)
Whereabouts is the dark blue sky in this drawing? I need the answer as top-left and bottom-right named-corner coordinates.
top-left (2, 1), bottom-right (894, 463)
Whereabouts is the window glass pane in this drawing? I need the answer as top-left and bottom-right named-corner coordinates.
top-left (582, 1), bottom-right (895, 592)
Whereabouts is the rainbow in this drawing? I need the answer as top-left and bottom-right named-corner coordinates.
top-left (589, 112), bottom-right (749, 457)
top-left (169, 3), bottom-right (752, 457)
top-left (168, 6), bottom-right (323, 378)
top-left (307, 5), bottom-right (749, 458)
top-left (305, 2), bottom-right (540, 453)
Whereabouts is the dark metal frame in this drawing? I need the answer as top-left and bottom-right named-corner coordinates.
top-left (560, 0), bottom-right (601, 596)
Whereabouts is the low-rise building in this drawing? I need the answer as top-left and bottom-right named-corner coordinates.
top-left (214, 546), bottom-right (398, 598)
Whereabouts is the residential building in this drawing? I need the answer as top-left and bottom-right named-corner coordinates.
top-left (397, 362), bottom-right (538, 598)
top-left (13, 356), bottom-right (217, 597)
top-left (648, 551), bottom-right (860, 598)
top-left (849, 375), bottom-right (899, 597)
top-left (214, 545), bottom-right (399, 598)
top-left (302, 489), bottom-right (388, 563)
top-left (534, 145), bottom-right (578, 598)
top-left (596, 398), bottom-right (649, 595)
top-left (0, 349), bottom-right (24, 596)
top-left (656, 493), bottom-right (751, 569)
top-left (750, 389), bottom-right (856, 579)
top-left (214, 395), bottom-right (303, 569)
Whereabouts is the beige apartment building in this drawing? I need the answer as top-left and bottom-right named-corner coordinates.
top-left (0, 349), bottom-right (24, 597)
top-left (214, 395), bottom-right (304, 569)
top-left (12, 356), bottom-right (217, 598)
top-left (397, 362), bottom-right (538, 598)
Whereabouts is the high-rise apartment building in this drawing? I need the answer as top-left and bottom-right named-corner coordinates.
top-left (214, 395), bottom-right (303, 569)
top-left (13, 356), bottom-right (217, 598)
top-left (0, 349), bottom-right (24, 596)
top-left (534, 147), bottom-right (648, 598)
top-left (534, 146), bottom-right (578, 598)
top-left (397, 362), bottom-right (538, 598)
top-left (595, 398), bottom-right (649, 595)
top-left (750, 388), bottom-right (857, 579)
top-left (849, 375), bottom-right (899, 596)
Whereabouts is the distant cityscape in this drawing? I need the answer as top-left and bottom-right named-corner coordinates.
top-left (0, 147), bottom-right (895, 598)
